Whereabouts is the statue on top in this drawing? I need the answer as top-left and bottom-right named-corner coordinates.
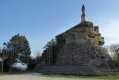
top-left (82, 4), bottom-right (85, 16)
top-left (81, 4), bottom-right (86, 21)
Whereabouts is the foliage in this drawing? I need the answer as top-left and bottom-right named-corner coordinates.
top-left (6, 33), bottom-right (31, 64)
top-left (108, 44), bottom-right (119, 67)
top-left (41, 33), bottom-right (66, 66)
top-left (52, 33), bottom-right (65, 64)
top-left (3, 58), bottom-right (11, 72)
top-left (0, 34), bottom-right (31, 72)
top-left (27, 56), bottom-right (40, 70)
top-left (27, 51), bottom-right (41, 70)
top-left (0, 44), bottom-right (11, 72)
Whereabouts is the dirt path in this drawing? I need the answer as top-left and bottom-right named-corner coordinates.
top-left (0, 74), bottom-right (104, 80)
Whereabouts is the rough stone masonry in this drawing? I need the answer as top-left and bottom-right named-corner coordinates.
top-left (38, 4), bottom-right (117, 76)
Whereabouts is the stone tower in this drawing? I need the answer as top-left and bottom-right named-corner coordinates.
top-left (38, 4), bottom-right (115, 76)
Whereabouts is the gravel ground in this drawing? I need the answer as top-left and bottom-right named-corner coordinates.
top-left (0, 74), bottom-right (104, 80)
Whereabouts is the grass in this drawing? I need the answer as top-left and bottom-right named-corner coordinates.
top-left (0, 72), bottom-right (119, 80)
top-left (41, 74), bottom-right (119, 80)
top-left (0, 73), bottom-right (9, 76)
top-left (0, 71), bottom-right (30, 76)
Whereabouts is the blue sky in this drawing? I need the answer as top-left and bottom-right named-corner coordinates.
top-left (0, 0), bottom-right (119, 55)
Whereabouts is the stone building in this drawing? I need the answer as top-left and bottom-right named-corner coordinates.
top-left (37, 4), bottom-right (117, 75)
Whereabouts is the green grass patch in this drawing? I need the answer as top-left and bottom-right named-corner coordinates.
top-left (0, 73), bottom-right (9, 76)
top-left (0, 72), bottom-right (29, 76)
top-left (41, 74), bottom-right (119, 80)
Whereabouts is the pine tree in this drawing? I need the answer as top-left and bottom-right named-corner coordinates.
top-left (6, 34), bottom-right (31, 64)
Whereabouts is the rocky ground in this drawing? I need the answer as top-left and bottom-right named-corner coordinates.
top-left (0, 74), bottom-right (103, 80)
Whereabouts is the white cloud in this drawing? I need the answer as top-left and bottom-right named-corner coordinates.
top-left (95, 18), bottom-right (119, 45)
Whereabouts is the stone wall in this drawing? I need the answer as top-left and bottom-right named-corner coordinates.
top-left (37, 21), bottom-right (115, 75)
top-left (63, 21), bottom-right (104, 46)
top-left (56, 43), bottom-right (114, 68)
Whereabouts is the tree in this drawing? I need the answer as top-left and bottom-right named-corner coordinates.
top-left (33, 51), bottom-right (41, 59)
top-left (27, 51), bottom-right (41, 70)
top-left (41, 39), bottom-right (55, 66)
top-left (109, 44), bottom-right (119, 59)
top-left (0, 45), bottom-right (11, 72)
top-left (6, 34), bottom-right (31, 71)
top-left (41, 34), bottom-right (66, 67)
top-left (52, 33), bottom-right (65, 64)
top-left (108, 44), bottom-right (119, 67)
top-left (27, 57), bottom-right (37, 70)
